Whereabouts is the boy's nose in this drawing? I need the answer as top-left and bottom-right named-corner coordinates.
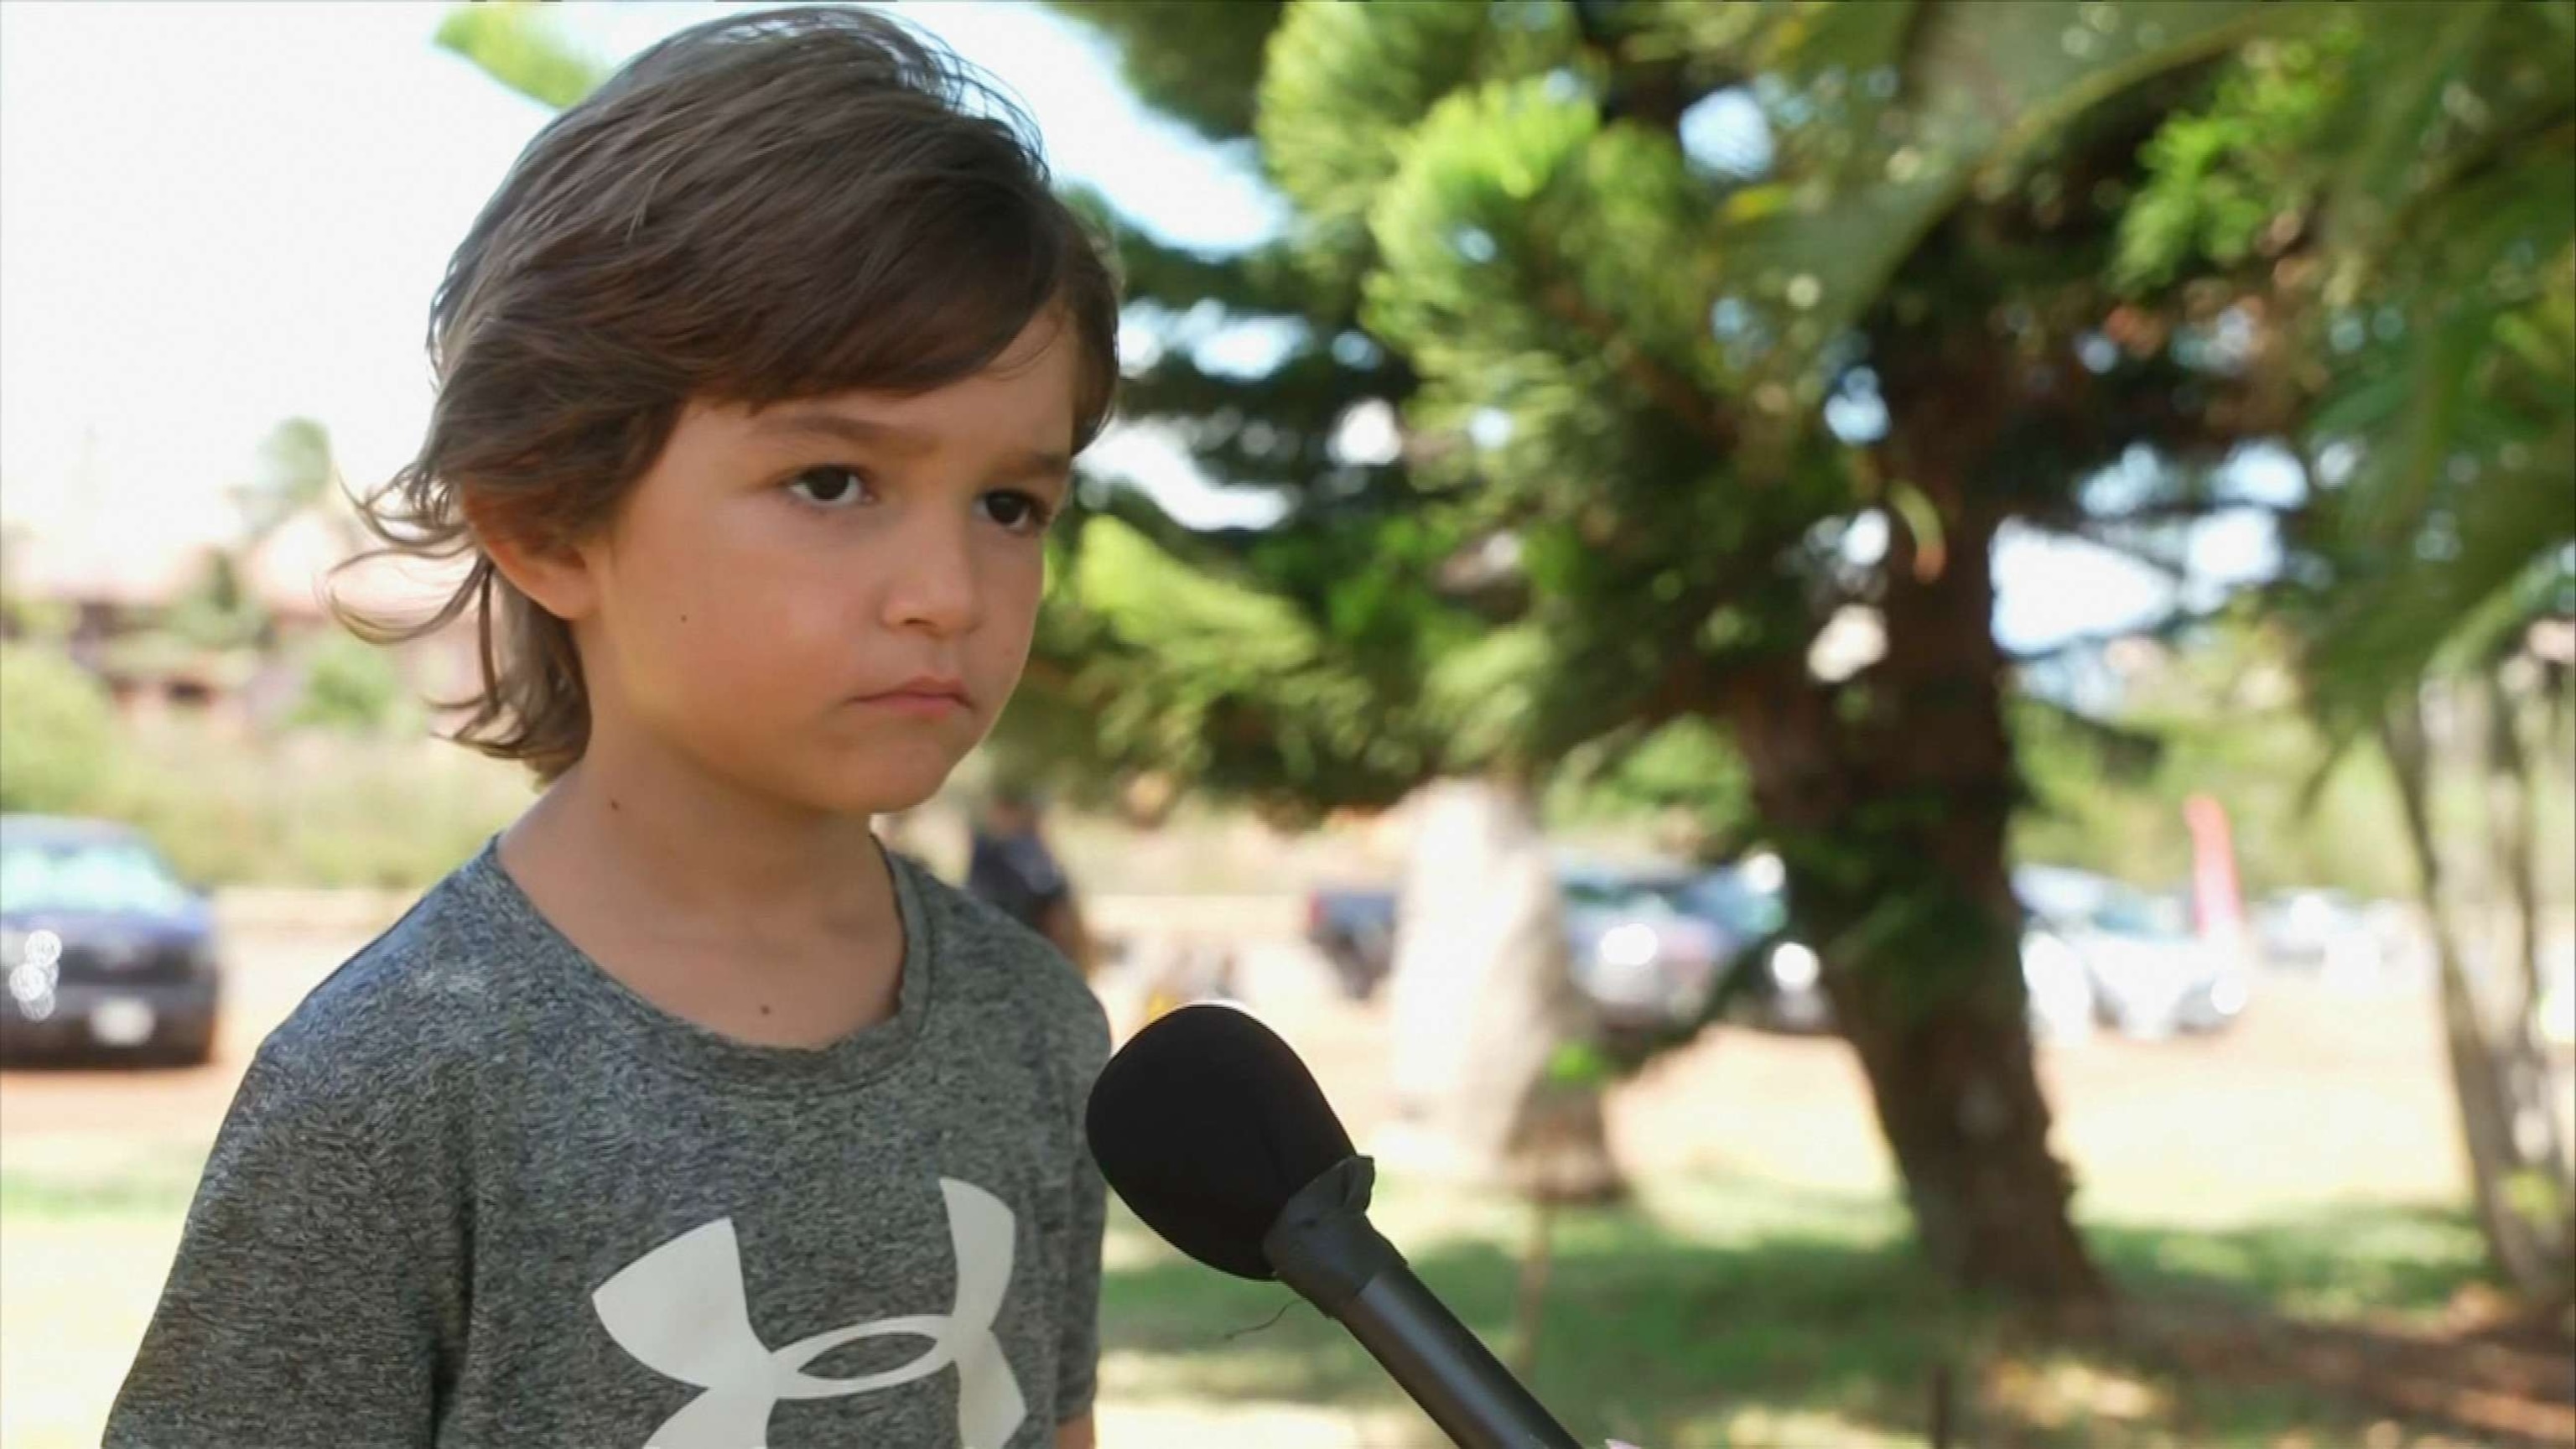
top-left (880, 510), bottom-right (984, 637)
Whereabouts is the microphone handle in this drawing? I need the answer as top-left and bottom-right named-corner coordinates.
top-left (1338, 1264), bottom-right (1586, 1449)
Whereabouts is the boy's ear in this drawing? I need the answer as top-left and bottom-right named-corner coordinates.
top-left (464, 492), bottom-right (603, 624)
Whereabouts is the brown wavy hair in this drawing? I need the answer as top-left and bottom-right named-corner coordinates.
top-left (328, 6), bottom-right (1120, 786)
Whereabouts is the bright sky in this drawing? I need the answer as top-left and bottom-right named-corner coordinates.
top-left (0, 0), bottom-right (2277, 656)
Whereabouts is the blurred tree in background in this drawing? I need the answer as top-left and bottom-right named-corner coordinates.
top-left (1037, 0), bottom-right (2283, 1305)
top-left (2009, 623), bottom-right (2432, 901)
top-left (227, 417), bottom-right (342, 551)
top-left (1036, 0), bottom-right (2574, 1307)
top-left (160, 417), bottom-right (354, 667)
top-left (166, 419), bottom-right (350, 655)
top-left (432, 0), bottom-right (606, 109)
top-left (0, 643), bottom-right (120, 815)
top-left (2115, 0), bottom-right (2576, 1302)
top-left (162, 554), bottom-right (267, 655)
top-left (288, 631), bottom-right (414, 736)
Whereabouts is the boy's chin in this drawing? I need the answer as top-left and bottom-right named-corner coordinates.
top-left (689, 724), bottom-right (974, 818)
top-left (798, 750), bottom-right (963, 818)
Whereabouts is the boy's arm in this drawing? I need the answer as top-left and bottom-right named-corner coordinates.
top-left (1056, 998), bottom-right (1113, 1437)
top-left (1055, 1144), bottom-right (1108, 1427)
top-left (105, 1045), bottom-right (448, 1448)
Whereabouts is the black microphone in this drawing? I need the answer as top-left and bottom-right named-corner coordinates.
top-left (1084, 1003), bottom-right (1587, 1449)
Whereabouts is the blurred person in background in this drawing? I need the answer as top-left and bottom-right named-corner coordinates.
top-left (968, 782), bottom-right (1098, 982)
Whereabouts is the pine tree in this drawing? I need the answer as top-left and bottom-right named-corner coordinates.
top-left (1041, 0), bottom-right (2573, 1303)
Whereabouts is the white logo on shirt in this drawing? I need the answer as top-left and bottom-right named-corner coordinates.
top-left (593, 1177), bottom-right (1027, 1449)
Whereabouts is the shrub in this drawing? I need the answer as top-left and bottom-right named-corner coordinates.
top-left (0, 644), bottom-right (119, 815)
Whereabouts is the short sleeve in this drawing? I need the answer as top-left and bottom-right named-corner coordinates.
top-left (1053, 997), bottom-right (1113, 1421)
top-left (104, 1045), bottom-right (449, 1448)
top-left (1055, 1136), bottom-right (1109, 1420)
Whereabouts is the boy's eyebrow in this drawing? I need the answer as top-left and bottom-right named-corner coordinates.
top-left (752, 408), bottom-right (1072, 480)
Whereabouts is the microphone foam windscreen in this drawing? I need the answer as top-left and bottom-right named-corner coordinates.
top-left (1083, 1003), bottom-right (1357, 1280)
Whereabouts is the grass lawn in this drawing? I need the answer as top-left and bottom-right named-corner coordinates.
top-left (1, 1138), bottom-right (2530, 1449)
top-left (1, 1140), bottom-right (207, 1449)
top-left (4, 948), bottom-right (2558, 1449)
top-left (1094, 1168), bottom-right (2527, 1449)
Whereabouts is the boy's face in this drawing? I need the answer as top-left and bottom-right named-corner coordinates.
top-left (558, 314), bottom-right (1078, 816)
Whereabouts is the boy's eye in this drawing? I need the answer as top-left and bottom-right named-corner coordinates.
top-left (786, 465), bottom-right (872, 509)
top-left (981, 489), bottom-right (1057, 535)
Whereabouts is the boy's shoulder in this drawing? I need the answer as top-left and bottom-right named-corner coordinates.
top-left (896, 849), bottom-right (1107, 1061)
top-left (245, 844), bottom-right (1108, 1118)
top-left (245, 854), bottom-right (509, 1115)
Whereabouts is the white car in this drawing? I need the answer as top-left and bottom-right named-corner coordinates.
top-left (1676, 860), bottom-right (2128, 1044)
top-left (2016, 865), bottom-right (2247, 1040)
top-left (2254, 888), bottom-right (2396, 984)
top-left (2021, 927), bottom-right (2098, 1044)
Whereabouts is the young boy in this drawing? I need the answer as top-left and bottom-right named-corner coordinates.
top-left (106, 8), bottom-right (1119, 1446)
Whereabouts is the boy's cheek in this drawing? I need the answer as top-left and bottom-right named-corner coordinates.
top-left (972, 574), bottom-right (1047, 673)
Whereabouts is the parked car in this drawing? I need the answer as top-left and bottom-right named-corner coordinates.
top-left (1670, 859), bottom-right (2101, 1044)
top-left (1312, 853), bottom-right (2171, 1046)
top-left (0, 814), bottom-right (222, 1065)
top-left (2252, 889), bottom-right (2373, 973)
top-left (2015, 865), bottom-right (2246, 1039)
top-left (1556, 860), bottom-right (1726, 1034)
top-left (2018, 923), bottom-right (2103, 1046)
top-left (1301, 857), bottom-right (1727, 1031)
top-left (1667, 861), bottom-right (1831, 1033)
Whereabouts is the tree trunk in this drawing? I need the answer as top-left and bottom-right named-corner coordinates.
top-left (2383, 689), bottom-right (2574, 1306)
top-left (1381, 775), bottom-right (1625, 1203)
top-left (1723, 494), bottom-right (2104, 1306)
top-left (1834, 969), bottom-right (2100, 1303)
top-left (2484, 671), bottom-right (2546, 1008)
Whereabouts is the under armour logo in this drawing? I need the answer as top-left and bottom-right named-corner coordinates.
top-left (594, 1177), bottom-right (1027, 1449)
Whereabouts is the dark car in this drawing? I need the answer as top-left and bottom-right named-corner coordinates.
top-left (1, 814), bottom-right (222, 1065)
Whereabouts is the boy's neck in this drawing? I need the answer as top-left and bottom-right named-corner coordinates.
top-left (496, 753), bottom-right (909, 1049)
top-left (506, 747), bottom-right (893, 948)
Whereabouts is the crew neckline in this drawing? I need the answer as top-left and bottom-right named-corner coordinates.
top-left (455, 829), bottom-right (936, 1095)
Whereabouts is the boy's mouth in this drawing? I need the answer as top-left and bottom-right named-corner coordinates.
top-left (851, 675), bottom-right (972, 717)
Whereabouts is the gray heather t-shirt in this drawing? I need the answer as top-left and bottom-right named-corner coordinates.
top-left (106, 834), bottom-right (1110, 1449)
